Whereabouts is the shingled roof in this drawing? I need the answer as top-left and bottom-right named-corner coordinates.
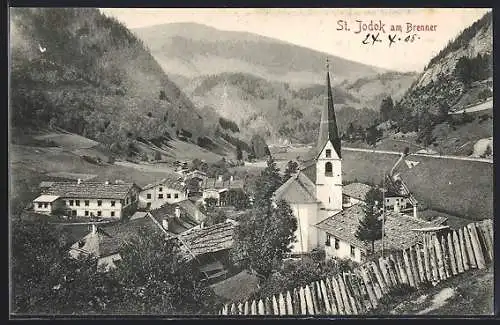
top-left (178, 221), bottom-right (236, 259)
top-left (151, 199), bottom-right (206, 226)
top-left (315, 204), bottom-right (448, 252)
top-left (141, 173), bottom-right (186, 192)
top-left (274, 171), bottom-right (319, 204)
top-left (342, 183), bottom-right (373, 201)
top-left (70, 215), bottom-right (165, 258)
top-left (44, 182), bottom-right (136, 200)
top-left (201, 178), bottom-right (245, 190)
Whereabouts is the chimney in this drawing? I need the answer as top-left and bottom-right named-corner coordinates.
top-left (413, 205), bottom-right (418, 219)
top-left (104, 180), bottom-right (110, 185)
top-left (162, 219), bottom-right (169, 231)
top-left (91, 224), bottom-right (97, 234)
top-left (175, 206), bottom-right (181, 218)
top-left (230, 175), bottom-right (234, 182)
top-left (200, 222), bottom-right (204, 229)
top-left (77, 178), bottom-right (82, 184)
top-left (217, 175), bottom-right (223, 182)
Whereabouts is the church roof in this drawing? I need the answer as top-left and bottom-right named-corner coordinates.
top-left (274, 172), bottom-right (318, 204)
top-left (315, 63), bottom-right (341, 159)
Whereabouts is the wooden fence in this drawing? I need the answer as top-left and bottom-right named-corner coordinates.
top-left (219, 219), bottom-right (493, 315)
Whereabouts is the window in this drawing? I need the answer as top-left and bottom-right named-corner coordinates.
top-left (174, 193), bottom-right (179, 199)
top-left (97, 200), bottom-right (102, 206)
top-left (350, 245), bottom-right (356, 257)
top-left (147, 193), bottom-right (152, 199)
top-left (325, 235), bottom-right (331, 247)
top-left (71, 210), bottom-right (77, 216)
top-left (69, 200), bottom-right (74, 206)
top-left (335, 238), bottom-right (340, 250)
top-left (85, 211), bottom-right (89, 216)
top-left (44, 203), bottom-right (48, 208)
top-left (146, 202), bottom-right (151, 209)
top-left (326, 149), bottom-right (331, 158)
top-left (126, 198), bottom-right (129, 205)
top-left (167, 193), bottom-right (171, 199)
top-left (159, 187), bottom-right (163, 192)
top-left (38, 203), bottom-right (43, 208)
top-left (325, 162), bottom-right (333, 176)
top-left (75, 200), bottom-right (80, 206)
top-left (111, 201), bottom-right (115, 207)
top-left (97, 211), bottom-right (102, 217)
top-left (111, 211), bottom-right (115, 217)
top-left (84, 200), bottom-right (89, 206)
top-left (158, 194), bottom-right (164, 199)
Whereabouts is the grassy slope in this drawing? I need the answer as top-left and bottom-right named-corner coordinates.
top-left (371, 265), bottom-right (493, 316)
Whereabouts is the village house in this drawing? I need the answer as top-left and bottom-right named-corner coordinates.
top-left (150, 199), bottom-right (207, 233)
top-left (37, 180), bottom-right (140, 219)
top-left (68, 212), bottom-right (164, 272)
top-left (315, 204), bottom-right (448, 263)
top-left (177, 221), bottom-right (237, 282)
top-left (33, 195), bottom-right (65, 215)
top-left (201, 175), bottom-right (245, 207)
top-left (342, 182), bottom-right (374, 208)
top-left (138, 174), bottom-right (187, 210)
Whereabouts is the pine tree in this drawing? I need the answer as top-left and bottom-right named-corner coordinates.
top-left (283, 160), bottom-right (299, 182)
top-left (355, 188), bottom-right (383, 254)
top-left (236, 144), bottom-right (243, 161)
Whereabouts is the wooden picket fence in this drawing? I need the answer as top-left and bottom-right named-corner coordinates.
top-left (219, 219), bottom-right (493, 315)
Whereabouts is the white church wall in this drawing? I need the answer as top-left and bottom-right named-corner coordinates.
top-left (290, 203), bottom-right (319, 254)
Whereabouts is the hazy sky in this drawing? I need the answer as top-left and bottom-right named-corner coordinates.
top-left (100, 8), bottom-right (491, 72)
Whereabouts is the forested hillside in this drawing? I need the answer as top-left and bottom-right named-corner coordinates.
top-left (373, 11), bottom-right (493, 156)
top-left (10, 8), bottom-right (222, 154)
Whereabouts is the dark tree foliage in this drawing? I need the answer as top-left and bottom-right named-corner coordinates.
top-left (365, 125), bottom-right (383, 147)
top-left (218, 117), bottom-right (240, 133)
top-left (283, 160), bottom-right (299, 182)
top-left (355, 188), bottom-right (383, 254)
top-left (231, 157), bottom-right (296, 278)
top-left (454, 53), bottom-right (492, 86)
top-left (379, 96), bottom-right (394, 121)
top-left (236, 144), bottom-right (243, 161)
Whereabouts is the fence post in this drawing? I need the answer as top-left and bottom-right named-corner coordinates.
top-left (440, 235), bottom-right (451, 279)
top-left (251, 300), bottom-right (257, 315)
top-left (447, 232), bottom-right (458, 276)
top-left (468, 224), bottom-right (486, 269)
top-left (433, 235), bottom-right (446, 280)
top-left (415, 245), bottom-right (426, 283)
top-left (463, 225), bottom-right (477, 269)
top-left (423, 234), bottom-right (432, 282)
top-left (286, 291), bottom-right (294, 315)
top-left (378, 257), bottom-right (392, 288)
top-left (325, 277), bottom-right (339, 314)
top-left (272, 295), bottom-right (279, 315)
top-left (396, 253), bottom-right (409, 285)
top-left (403, 249), bottom-right (416, 288)
top-left (278, 293), bottom-right (286, 315)
top-left (453, 230), bottom-right (464, 274)
top-left (459, 227), bottom-right (470, 271)
top-left (359, 267), bottom-right (378, 308)
top-left (331, 275), bottom-right (345, 314)
top-left (304, 285), bottom-right (315, 314)
top-left (319, 280), bottom-right (332, 314)
top-left (477, 222), bottom-right (493, 262)
top-left (337, 274), bottom-right (353, 315)
top-left (258, 299), bottom-right (265, 315)
top-left (299, 287), bottom-right (307, 315)
top-left (344, 272), bottom-right (362, 314)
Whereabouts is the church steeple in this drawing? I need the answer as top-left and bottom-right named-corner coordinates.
top-left (316, 58), bottom-right (341, 159)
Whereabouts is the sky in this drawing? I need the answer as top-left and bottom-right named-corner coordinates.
top-left (100, 8), bottom-right (491, 72)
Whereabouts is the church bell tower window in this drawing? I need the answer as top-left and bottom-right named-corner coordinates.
top-left (325, 162), bottom-right (333, 176)
top-left (326, 149), bottom-right (331, 158)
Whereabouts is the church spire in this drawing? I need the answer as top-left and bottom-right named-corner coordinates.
top-left (316, 58), bottom-right (341, 158)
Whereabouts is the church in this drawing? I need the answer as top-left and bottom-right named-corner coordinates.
top-left (273, 60), bottom-right (343, 256)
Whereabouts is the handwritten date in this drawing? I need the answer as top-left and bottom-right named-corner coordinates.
top-left (362, 33), bottom-right (420, 47)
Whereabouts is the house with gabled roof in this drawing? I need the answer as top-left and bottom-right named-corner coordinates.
top-left (38, 179), bottom-right (140, 219)
top-left (315, 203), bottom-right (448, 263)
top-left (68, 212), bottom-right (165, 272)
top-left (138, 173), bottom-right (187, 210)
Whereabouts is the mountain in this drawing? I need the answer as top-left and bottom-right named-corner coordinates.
top-left (132, 22), bottom-right (391, 86)
top-left (387, 11), bottom-right (493, 156)
top-left (10, 8), bottom-right (235, 157)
